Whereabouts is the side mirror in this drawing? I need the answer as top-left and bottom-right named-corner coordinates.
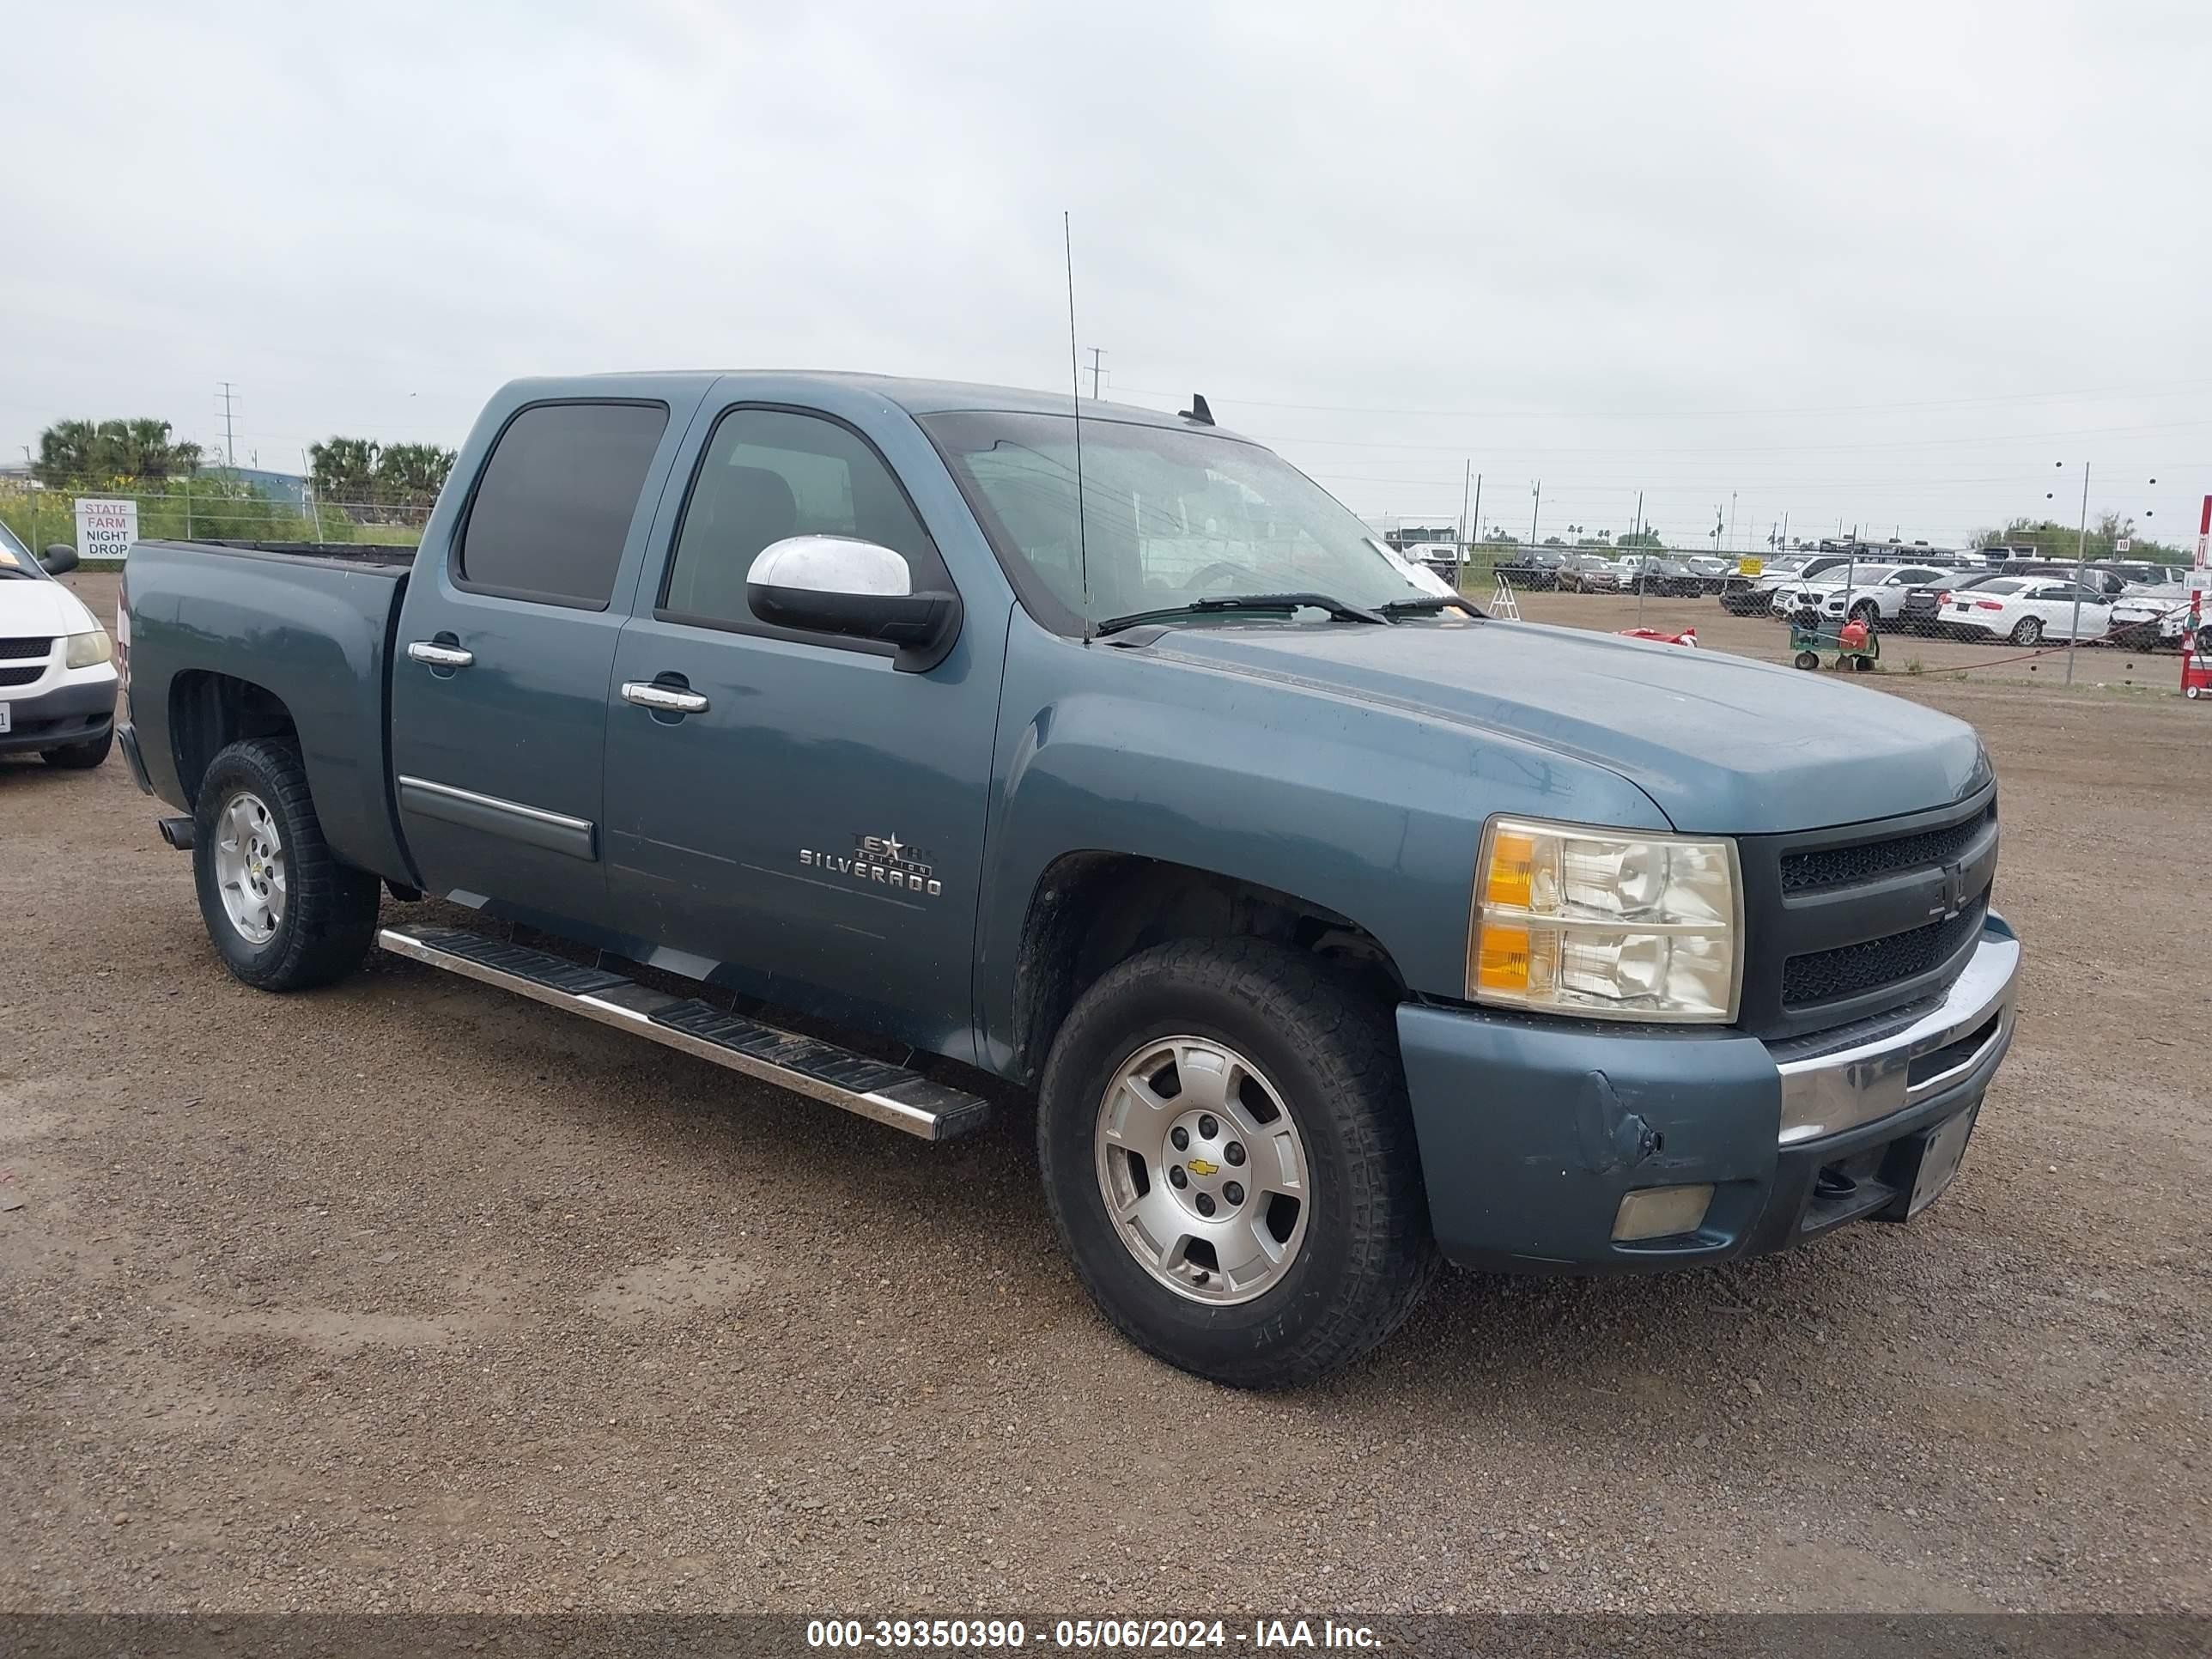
top-left (40, 544), bottom-right (80, 576)
top-left (745, 536), bottom-right (960, 672)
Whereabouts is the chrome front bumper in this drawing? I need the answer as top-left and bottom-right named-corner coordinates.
top-left (1774, 916), bottom-right (2020, 1146)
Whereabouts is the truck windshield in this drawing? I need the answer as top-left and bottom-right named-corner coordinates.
top-left (921, 410), bottom-right (1433, 631)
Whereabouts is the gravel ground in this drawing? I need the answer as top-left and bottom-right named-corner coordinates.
top-left (3, 572), bottom-right (2206, 1613)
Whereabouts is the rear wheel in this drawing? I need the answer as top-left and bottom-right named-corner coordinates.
top-left (1037, 939), bottom-right (1437, 1389)
top-left (192, 737), bottom-right (381, 991)
top-left (1794, 650), bottom-right (1820, 671)
top-left (40, 727), bottom-right (113, 769)
top-left (2010, 617), bottom-right (2044, 646)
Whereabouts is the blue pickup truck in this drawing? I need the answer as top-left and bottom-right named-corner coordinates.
top-left (116, 373), bottom-right (2018, 1386)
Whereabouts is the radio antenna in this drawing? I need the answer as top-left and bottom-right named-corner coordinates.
top-left (1064, 211), bottom-right (1092, 639)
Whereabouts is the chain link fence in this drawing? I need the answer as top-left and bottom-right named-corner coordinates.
top-left (0, 482), bottom-right (428, 561)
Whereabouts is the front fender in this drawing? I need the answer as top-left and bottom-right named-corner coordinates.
top-left (972, 615), bottom-right (1672, 1073)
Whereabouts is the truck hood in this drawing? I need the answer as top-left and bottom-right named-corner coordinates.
top-left (1146, 618), bottom-right (1989, 835)
top-left (0, 576), bottom-right (97, 639)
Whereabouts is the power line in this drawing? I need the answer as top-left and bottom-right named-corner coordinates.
top-left (1104, 377), bottom-right (2212, 422)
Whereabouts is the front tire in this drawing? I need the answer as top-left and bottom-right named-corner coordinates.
top-left (1036, 939), bottom-right (1437, 1389)
top-left (40, 727), bottom-right (113, 769)
top-left (191, 737), bottom-right (381, 991)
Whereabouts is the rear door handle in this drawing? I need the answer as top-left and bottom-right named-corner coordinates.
top-left (407, 641), bottom-right (474, 668)
top-left (621, 681), bottom-right (709, 714)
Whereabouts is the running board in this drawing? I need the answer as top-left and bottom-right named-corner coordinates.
top-left (375, 924), bottom-right (991, 1141)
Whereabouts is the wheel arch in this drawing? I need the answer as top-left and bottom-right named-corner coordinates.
top-left (168, 670), bottom-right (299, 808)
top-left (1008, 851), bottom-right (1408, 1085)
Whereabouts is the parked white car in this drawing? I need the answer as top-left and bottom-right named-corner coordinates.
top-left (2109, 576), bottom-right (2209, 648)
top-left (1938, 574), bottom-right (2112, 645)
top-left (0, 528), bottom-right (118, 769)
top-left (1802, 565), bottom-right (1954, 625)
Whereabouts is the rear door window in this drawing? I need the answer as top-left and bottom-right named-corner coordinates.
top-left (458, 402), bottom-right (671, 609)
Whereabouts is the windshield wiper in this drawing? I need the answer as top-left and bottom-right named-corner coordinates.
top-left (1378, 594), bottom-right (1482, 618)
top-left (1095, 592), bottom-right (1390, 635)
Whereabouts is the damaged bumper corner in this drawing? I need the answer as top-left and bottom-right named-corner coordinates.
top-left (1395, 916), bottom-right (2019, 1273)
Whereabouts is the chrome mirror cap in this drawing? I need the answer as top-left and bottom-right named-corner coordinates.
top-left (746, 536), bottom-right (909, 598)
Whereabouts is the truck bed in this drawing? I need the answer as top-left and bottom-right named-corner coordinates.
top-left (149, 538), bottom-right (419, 569)
top-left (125, 538), bottom-right (416, 885)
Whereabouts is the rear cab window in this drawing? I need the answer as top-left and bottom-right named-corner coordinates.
top-left (457, 402), bottom-right (671, 609)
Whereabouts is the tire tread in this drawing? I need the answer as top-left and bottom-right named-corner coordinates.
top-left (1039, 938), bottom-right (1438, 1388)
top-left (193, 737), bottom-right (380, 991)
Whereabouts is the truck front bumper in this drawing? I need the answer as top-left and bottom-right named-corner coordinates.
top-left (1398, 913), bottom-right (2020, 1271)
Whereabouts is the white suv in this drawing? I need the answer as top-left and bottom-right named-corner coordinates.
top-left (0, 526), bottom-right (118, 770)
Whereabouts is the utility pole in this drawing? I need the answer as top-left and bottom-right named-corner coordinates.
top-left (1528, 479), bottom-right (1541, 550)
top-left (1086, 348), bottom-right (1104, 400)
top-left (1729, 490), bottom-right (1738, 552)
top-left (2065, 461), bottom-right (2090, 686)
top-left (1468, 471), bottom-right (1482, 553)
top-left (217, 381), bottom-right (239, 473)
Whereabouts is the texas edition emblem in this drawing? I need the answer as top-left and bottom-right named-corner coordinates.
top-left (799, 832), bottom-right (943, 897)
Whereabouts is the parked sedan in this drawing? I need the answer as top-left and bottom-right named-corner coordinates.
top-left (1899, 571), bottom-right (2009, 634)
top-left (2108, 580), bottom-right (2207, 650)
top-left (1939, 575), bottom-right (2112, 645)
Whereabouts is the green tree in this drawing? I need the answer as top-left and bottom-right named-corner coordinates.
top-left (32, 419), bottom-right (97, 485)
top-left (308, 437), bottom-right (380, 508)
top-left (374, 442), bottom-right (456, 514)
top-left (1617, 527), bottom-right (1662, 549)
top-left (33, 416), bottom-right (198, 485)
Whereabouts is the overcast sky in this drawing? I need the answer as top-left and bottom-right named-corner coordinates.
top-left (6, 0), bottom-right (2208, 551)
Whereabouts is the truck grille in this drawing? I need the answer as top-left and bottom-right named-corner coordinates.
top-left (1783, 896), bottom-right (1988, 1007)
top-left (1736, 785), bottom-right (1999, 1040)
top-left (1779, 802), bottom-right (1996, 893)
top-left (0, 635), bottom-right (54, 659)
top-left (0, 664), bottom-right (43, 687)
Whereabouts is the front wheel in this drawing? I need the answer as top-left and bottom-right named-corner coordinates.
top-left (1794, 650), bottom-right (1820, 671)
top-left (1036, 939), bottom-right (1437, 1389)
top-left (192, 737), bottom-right (382, 991)
top-left (40, 727), bottom-right (113, 769)
top-left (2010, 617), bottom-right (2044, 646)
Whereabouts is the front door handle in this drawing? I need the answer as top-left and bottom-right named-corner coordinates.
top-left (407, 641), bottom-right (474, 669)
top-left (621, 681), bottom-right (709, 714)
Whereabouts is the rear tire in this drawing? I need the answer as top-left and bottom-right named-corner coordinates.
top-left (2010, 617), bottom-right (2044, 646)
top-left (191, 737), bottom-right (381, 992)
top-left (40, 727), bottom-right (113, 769)
top-left (1036, 939), bottom-right (1437, 1389)
top-left (1794, 650), bottom-right (1820, 671)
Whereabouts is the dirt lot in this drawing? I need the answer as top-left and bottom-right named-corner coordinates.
top-left (4, 571), bottom-right (2207, 1613)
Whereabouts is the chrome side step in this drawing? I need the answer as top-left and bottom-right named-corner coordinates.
top-left (375, 924), bottom-right (991, 1141)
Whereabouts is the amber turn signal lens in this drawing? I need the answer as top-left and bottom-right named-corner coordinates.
top-left (1475, 921), bottom-right (1532, 992)
top-left (1484, 830), bottom-right (1536, 908)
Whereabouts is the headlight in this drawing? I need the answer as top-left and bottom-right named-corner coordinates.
top-left (64, 628), bottom-right (113, 669)
top-left (1468, 816), bottom-right (1742, 1023)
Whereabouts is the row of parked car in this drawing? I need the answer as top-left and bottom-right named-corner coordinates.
top-left (1723, 552), bottom-right (2205, 648)
top-left (1491, 548), bottom-right (1737, 593)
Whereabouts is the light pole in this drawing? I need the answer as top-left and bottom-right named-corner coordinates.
top-left (1528, 480), bottom-right (1541, 552)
